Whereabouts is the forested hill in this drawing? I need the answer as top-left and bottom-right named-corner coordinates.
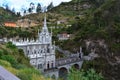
top-left (0, 7), bottom-right (19, 23)
top-left (55, 0), bottom-right (120, 80)
top-left (49, 0), bottom-right (106, 16)
top-left (60, 0), bottom-right (120, 48)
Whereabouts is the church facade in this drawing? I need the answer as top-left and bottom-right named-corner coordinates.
top-left (13, 14), bottom-right (56, 72)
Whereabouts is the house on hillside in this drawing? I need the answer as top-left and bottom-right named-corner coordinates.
top-left (0, 38), bottom-right (4, 43)
top-left (0, 66), bottom-right (20, 80)
top-left (4, 22), bottom-right (17, 27)
top-left (57, 20), bottom-right (67, 25)
top-left (57, 33), bottom-right (72, 40)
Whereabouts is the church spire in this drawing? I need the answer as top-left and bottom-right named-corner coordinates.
top-left (39, 12), bottom-right (52, 44)
top-left (44, 13), bottom-right (47, 28)
top-left (42, 13), bottom-right (48, 32)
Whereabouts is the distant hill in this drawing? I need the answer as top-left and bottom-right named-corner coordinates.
top-left (0, 7), bottom-right (19, 24)
top-left (19, 0), bottom-right (91, 27)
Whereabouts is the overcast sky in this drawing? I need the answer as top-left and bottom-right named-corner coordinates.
top-left (0, 0), bottom-right (71, 12)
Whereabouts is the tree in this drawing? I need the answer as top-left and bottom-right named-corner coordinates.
top-left (1, 55), bottom-right (17, 66)
top-left (17, 12), bottom-right (21, 16)
top-left (28, 2), bottom-right (35, 13)
top-left (68, 68), bottom-right (104, 80)
top-left (36, 3), bottom-right (41, 13)
top-left (30, 2), bottom-right (35, 10)
top-left (47, 2), bottom-right (54, 11)
top-left (28, 8), bottom-right (32, 13)
top-left (6, 42), bottom-right (16, 49)
top-left (5, 4), bottom-right (10, 11)
top-left (12, 8), bottom-right (15, 13)
top-left (23, 10), bottom-right (26, 15)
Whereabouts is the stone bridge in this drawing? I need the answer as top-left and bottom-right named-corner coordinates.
top-left (44, 53), bottom-right (83, 80)
top-left (56, 57), bottom-right (83, 70)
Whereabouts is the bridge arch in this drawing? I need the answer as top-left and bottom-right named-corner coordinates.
top-left (72, 63), bottom-right (80, 70)
top-left (59, 67), bottom-right (68, 80)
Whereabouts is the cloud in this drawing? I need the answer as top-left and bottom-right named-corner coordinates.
top-left (0, 0), bottom-right (71, 12)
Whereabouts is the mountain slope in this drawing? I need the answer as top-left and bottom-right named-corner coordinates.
top-left (58, 0), bottom-right (120, 80)
top-left (0, 7), bottom-right (19, 23)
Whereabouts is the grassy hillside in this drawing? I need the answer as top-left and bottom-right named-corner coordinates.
top-left (0, 25), bottom-right (41, 39)
top-left (0, 42), bottom-right (50, 80)
top-left (0, 7), bottom-right (19, 23)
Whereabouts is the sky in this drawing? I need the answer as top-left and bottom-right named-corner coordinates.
top-left (0, 0), bottom-right (71, 12)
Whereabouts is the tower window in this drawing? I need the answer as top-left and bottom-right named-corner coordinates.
top-left (38, 64), bottom-right (42, 69)
top-left (34, 50), bottom-right (36, 54)
top-left (27, 50), bottom-right (29, 55)
top-left (47, 61), bottom-right (49, 69)
top-left (51, 61), bottom-right (54, 68)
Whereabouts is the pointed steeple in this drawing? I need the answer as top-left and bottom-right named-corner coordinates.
top-left (39, 13), bottom-right (51, 44)
top-left (44, 13), bottom-right (47, 28)
top-left (42, 13), bottom-right (48, 33)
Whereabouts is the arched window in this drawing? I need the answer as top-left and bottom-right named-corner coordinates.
top-left (51, 61), bottom-right (54, 68)
top-left (27, 50), bottom-right (29, 55)
top-left (38, 64), bottom-right (42, 69)
top-left (47, 61), bottom-right (49, 69)
top-left (34, 50), bottom-right (36, 54)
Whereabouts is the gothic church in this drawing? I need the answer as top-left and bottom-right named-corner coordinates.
top-left (13, 14), bottom-right (56, 72)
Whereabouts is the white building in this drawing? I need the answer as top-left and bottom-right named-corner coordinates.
top-left (57, 33), bottom-right (71, 40)
top-left (12, 14), bottom-right (56, 72)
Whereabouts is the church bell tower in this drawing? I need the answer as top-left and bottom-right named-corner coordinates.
top-left (38, 13), bottom-right (55, 70)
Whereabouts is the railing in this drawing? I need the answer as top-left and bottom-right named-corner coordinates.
top-left (55, 46), bottom-right (82, 58)
top-left (56, 57), bottom-right (82, 67)
top-left (44, 68), bottom-right (58, 72)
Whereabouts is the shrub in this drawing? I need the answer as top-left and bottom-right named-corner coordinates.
top-left (68, 68), bottom-right (104, 80)
top-left (1, 55), bottom-right (17, 67)
top-left (0, 50), bottom-right (3, 58)
top-left (2, 49), bottom-right (8, 55)
top-left (17, 72), bottom-right (32, 80)
top-left (0, 59), bottom-right (11, 67)
top-left (6, 42), bottom-right (16, 49)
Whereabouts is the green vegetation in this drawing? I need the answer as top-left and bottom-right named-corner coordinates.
top-left (53, 0), bottom-right (120, 80)
top-left (68, 68), bottom-right (104, 80)
top-left (0, 7), bottom-right (19, 23)
top-left (0, 26), bottom-right (40, 38)
top-left (0, 42), bottom-right (50, 80)
top-left (62, 0), bottom-right (120, 53)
